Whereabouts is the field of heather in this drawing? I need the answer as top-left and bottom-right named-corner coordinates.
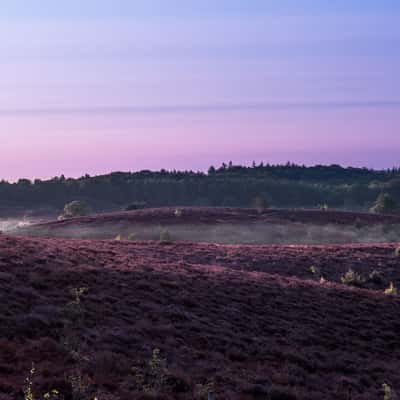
top-left (1, 221), bottom-right (400, 399)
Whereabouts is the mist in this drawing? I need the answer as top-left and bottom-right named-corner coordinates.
top-left (12, 220), bottom-right (400, 245)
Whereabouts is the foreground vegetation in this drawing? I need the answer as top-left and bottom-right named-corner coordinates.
top-left (1, 235), bottom-right (400, 399)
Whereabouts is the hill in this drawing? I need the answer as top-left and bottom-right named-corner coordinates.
top-left (0, 234), bottom-right (399, 399)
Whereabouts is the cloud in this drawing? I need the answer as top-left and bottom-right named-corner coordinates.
top-left (1, 101), bottom-right (399, 116)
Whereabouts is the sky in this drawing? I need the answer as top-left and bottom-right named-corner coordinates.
top-left (1, 1), bottom-right (400, 180)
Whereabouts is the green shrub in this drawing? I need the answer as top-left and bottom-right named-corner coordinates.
top-left (63, 200), bottom-right (89, 218)
top-left (341, 269), bottom-right (364, 287)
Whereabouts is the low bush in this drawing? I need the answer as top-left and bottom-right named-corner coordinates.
top-left (125, 202), bottom-right (147, 211)
top-left (341, 269), bottom-right (364, 287)
top-left (319, 203), bottom-right (329, 212)
top-left (368, 270), bottom-right (384, 285)
top-left (160, 229), bottom-right (172, 243)
top-left (63, 200), bottom-right (89, 218)
top-left (174, 208), bottom-right (183, 217)
top-left (132, 348), bottom-right (168, 394)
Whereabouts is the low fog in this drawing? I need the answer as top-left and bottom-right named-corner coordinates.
top-left (10, 220), bottom-right (400, 245)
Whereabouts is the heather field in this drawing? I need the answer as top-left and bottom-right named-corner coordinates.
top-left (1, 213), bottom-right (400, 399)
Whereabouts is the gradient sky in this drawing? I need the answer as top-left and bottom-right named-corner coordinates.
top-left (1, 1), bottom-right (400, 180)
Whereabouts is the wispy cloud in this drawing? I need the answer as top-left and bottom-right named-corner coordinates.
top-left (1, 101), bottom-right (400, 116)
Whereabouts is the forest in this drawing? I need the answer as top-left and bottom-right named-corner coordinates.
top-left (2, 163), bottom-right (400, 213)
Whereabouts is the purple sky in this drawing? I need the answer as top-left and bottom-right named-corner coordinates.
top-left (1, 1), bottom-right (400, 180)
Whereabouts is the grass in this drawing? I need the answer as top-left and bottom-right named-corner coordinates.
top-left (115, 233), bottom-right (138, 241)
top-left (383, 383), bottom-right (396, 400)
top-left (309, 265), bottom-right (320, 276)
top-left (384, 282), bottom-right (398, 296)
top-left (24, 364), bottom-right (60, 400)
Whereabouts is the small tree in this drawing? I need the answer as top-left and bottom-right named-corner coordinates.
top-left (63, 201), bottom-right (89, 218)
top-left (370, 193), bottom-right (399, 215)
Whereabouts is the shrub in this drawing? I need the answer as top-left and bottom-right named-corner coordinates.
top-left (24, 364), bottom-right (60, 400)
top-left (160, 229), bottom-right (172, 242)
top-left (62, 288), bottom-right (91, 399)
top-left (370, 193), bottom-right (399, 214)
top-left (63, 200), bottom-right (89, 218)
top-left (309, 265), bottom-right (321, 276)
top-left (368, 270), bottom-right (384, 284)
top-left (395, 247), bottom-right (400, 257)
top-left (61, 287), bottom-right (89, 366)
top-left (384, 282), bottom-right (398, 296)
top-left (341, 269), bottom-right (364, 287)
top-left (125, 202), bottom-right (147, 211)
top-left (319, 203), bottom-right (329, 211)
top-left (174, 208), bottom-right (183, 217)
top-left (132, 348), bottom-right (168, 393)
top-left (127, 233), bottom-right (137, 240)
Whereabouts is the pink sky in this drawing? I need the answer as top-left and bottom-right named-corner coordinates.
top-left (2, 106), bottom-right (399, 180)
top-left (1, 2), bottom-right (400, 180)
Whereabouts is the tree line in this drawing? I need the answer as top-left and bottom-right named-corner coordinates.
top-left (1, 163), bottom-right (400, 213)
